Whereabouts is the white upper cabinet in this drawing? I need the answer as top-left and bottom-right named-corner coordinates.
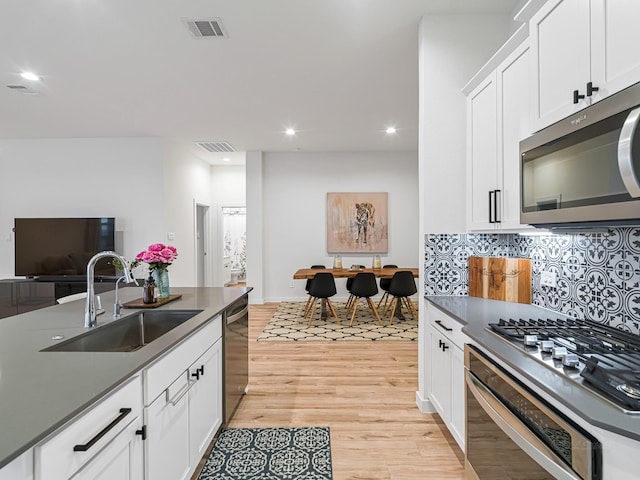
top-left (467, 38), bottom-right (533, 232)
top-left (531, 0), bottom-right (640, 131)
top-left (467, 74), bottom-right (498, 231)
top-left (498, 42), bottom-right (532, 230)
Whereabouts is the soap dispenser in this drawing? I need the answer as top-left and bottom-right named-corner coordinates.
top-left (143, 273), bottom-right (157, 304)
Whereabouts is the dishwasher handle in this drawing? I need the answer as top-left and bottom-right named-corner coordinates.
top-left (227, 305), bottom-right (248, 324)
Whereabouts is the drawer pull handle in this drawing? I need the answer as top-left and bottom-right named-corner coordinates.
top-left (167, 379), bottom-right (197, 406)
top-left (435, 320), bottom-right (453, 332)
top-left (73, 408), bottom-right (132, 452)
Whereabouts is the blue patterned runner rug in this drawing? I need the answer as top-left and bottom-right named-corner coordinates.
top-left (198, 427), bottom-right (333, 479)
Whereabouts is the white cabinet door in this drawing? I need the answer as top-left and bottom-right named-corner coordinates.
top-left (530, 0), bottom-right (591, 131)
top-left (188, 339), bottom-right (223, 467)
top-left (467, 74), bottom-right (498, 231)
top-left (497, 41), bottom-right (533, 231)
top-left (449, 344), bottom-right (465, 450)
top-left (74, 419), bottom-right (143, 480)
top-left (591, 0), bottom-right (640, 100)
top-left (145, 374), bottom-right (191, 480)
top-left (429, 328), bottom-right (451, 421)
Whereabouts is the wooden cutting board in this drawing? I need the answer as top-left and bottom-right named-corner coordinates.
top-left (468, 256), bottom-right (531, 304)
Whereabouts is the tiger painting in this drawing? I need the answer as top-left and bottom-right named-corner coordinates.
top-left (354, 202), bottom-right (375, 245)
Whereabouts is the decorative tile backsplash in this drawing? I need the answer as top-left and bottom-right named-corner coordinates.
top-left (424, 228), bottom-right (640, 334)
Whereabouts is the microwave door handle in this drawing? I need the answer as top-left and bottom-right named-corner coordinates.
top-left (465, 371), bottom-right (581, 480)
top-left (618, 106), bottom-right (640, 197)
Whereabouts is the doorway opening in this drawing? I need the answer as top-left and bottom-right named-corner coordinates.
top-left (195, 202), bottom-right (211, 287)
top-left (221, 206), bottom-right (246, 285)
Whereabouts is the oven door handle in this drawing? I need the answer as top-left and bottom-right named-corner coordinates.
top-left (618, 105), bottom-right (640, 198)
top-left (466, 371), bottom-right (581, 480)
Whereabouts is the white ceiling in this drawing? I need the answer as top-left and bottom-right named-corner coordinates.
top-left (0, 0), bottom-right (520, 165)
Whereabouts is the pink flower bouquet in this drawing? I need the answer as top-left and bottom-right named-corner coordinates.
top-left (132, 243), bottom-right (178, 271)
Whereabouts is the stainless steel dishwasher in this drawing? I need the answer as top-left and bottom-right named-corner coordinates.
top-left (223, 294), bottom-right (249, 424)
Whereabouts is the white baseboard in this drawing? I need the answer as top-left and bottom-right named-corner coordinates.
top-left (415, 391), bottom-right (435, 413)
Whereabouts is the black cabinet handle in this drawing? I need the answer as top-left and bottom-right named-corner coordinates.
top-left (198, 365), bottom-right (205, 376)
top-left (442, 343), bottom-right (450, 351)
top-left (573, 89), bottom-right (585, 104)
top-left (493, 189), bottom-right (501, 223)
top-left (191, 370), bottom-right (200, 380)
top-left (73, 408), bottom-right (132, 452)
top-left (135, 425), bottom-right (147, 440)
top-left (488, 191), bottom-right (495, 223)
top-left (435, 320), bottom-right (453, 332)
top-left (438, 339), bottom-right (443, 349)
top-left (586, 82), bottom-right (599, 97)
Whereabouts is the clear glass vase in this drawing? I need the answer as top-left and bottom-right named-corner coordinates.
top-left (152, 268), bottom-right (170, 299)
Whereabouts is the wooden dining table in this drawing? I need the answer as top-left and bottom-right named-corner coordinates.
top-left (293, 266), bottom-right (419, 280)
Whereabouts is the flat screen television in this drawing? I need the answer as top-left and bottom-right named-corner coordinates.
top-left (14, 217), bottom-right (116, 279)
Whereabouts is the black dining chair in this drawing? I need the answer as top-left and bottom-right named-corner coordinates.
top-left (384, 271), bottom-right (417, 324)
top-left (376, 264), bottom-right (398, 310)
top-left (304, 272), bottom-right (340, 327)
top-left (345, 265), bottom-right (366, 312)
top-left (303, 265), bottom-right (326, 317)
top-left (347, 272), bottom-right (383, 327)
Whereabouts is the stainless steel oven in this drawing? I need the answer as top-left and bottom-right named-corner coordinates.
top-left (465, 345), bottom-right (602, 480)
top-left (519, 81), bottom-right (640, 229)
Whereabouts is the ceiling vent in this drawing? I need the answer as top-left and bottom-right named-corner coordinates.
top-left (6, 84), bottom-right (39, 95)
top-left (184, 18), bottom-right (228, 38)
top-left (196, 141), bottom-right (236, 153)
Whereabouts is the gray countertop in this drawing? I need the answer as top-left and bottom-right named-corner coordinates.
top-left (0, 286), bottom-right (251, 469)
top-left (425, 295), bottom-right (640, 441)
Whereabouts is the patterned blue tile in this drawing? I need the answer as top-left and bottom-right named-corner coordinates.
top-left (424, 227), bottom-right (640, 335)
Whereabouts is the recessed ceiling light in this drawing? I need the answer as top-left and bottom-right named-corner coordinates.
top-left (223, 157), bottom-right (230, 162)
top-left (20, 72), bottom-right (40, 81)
top-left (285, 128), bottom-right (296, 136)
top-left (385, 126), bottom-right (397, 134)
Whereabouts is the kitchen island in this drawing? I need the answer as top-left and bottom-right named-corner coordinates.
top-left (0, 286), bottom-right (251, 474)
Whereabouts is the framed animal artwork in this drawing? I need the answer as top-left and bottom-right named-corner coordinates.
top-left (326, 192), bottom-right (388, 253)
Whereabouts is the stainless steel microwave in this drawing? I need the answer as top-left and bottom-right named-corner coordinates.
top-left (520, 82), bottom-right (640, 229)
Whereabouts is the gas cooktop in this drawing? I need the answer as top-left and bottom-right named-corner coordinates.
top-left (487, 317), bottom-right (640, 413)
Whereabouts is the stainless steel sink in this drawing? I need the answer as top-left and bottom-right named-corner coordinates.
top-left (42, 310), bottom-right (203, 352)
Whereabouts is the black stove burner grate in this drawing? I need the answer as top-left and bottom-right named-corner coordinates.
top-left (488, 316), bottom-right (640, 411)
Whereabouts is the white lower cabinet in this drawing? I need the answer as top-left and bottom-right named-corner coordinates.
top-left (145, 374), bottom-right (191, 480)
top-left (35, 376), bottom-right (144, 480)
top-left (427, 303), bottom-right (468, 451)
top-left (189, 341), bottom-right (223, 467)
top-left (143, 318), bottom-right (223, 480)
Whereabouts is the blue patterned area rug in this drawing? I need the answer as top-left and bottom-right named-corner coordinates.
top-left (198, 427), bottom-right (333, 480)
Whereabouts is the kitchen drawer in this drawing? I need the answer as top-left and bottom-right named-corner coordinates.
top-left (143, 315), bottom-right (222, 405)
top-left (427, 303), bottom-right (467, 348)
top-left (35, 375), bottom-right (142, 480)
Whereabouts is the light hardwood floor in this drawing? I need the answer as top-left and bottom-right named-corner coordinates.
top-left (196, 303), bottom-right (465, 480)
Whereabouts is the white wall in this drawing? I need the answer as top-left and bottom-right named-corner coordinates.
top-left (0, 138), bottom-right (165, 279)
top-left (162, 140), bottom-right (213, 287)
top-left (261, 151), bottom-right (418, 302)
